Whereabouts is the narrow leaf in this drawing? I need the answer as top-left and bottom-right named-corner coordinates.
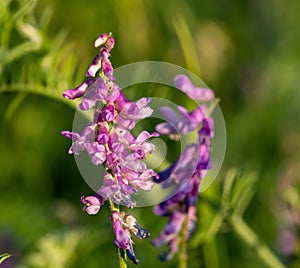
top-left (0, 253), bottom-right (12, 264)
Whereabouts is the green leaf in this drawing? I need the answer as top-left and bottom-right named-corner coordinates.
top-left (173, 16), bottom-right (201, 75)
top-left (0, 253), bottom-right (12, 264)
top-left (229, 214), bottom-right (286, 268)
top-left (231, 172), bottom-right (258, 216)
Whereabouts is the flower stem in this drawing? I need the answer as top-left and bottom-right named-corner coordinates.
top-left (118, 247), bottom-right (128, 268)
top-left (179, 214), bottom-right (188, 268)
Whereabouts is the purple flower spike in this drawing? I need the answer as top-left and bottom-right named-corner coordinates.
top-left (153, 74), bottom-right (215, 261)
top-left (63, 78), bottom-right (94, 100)
top-left (174, 74), bottom-right (214, 101)
top-left (81, 195), bottom-right (104, 215)
top-left (62, 34), bottom-right (160, 266)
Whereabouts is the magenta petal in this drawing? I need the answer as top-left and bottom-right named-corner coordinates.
top-left (155, 122), bottom-right (176, 135)
top-left (174, 74), bottom-right (214, 101)
top-left (136, 131), bottom-right (151, 143)
top-left (94, 33), bottom-right (108, 47)
top-left (115, 115), bottom-right (135, 130)
top-left (81, 195), bottom-right (103, 215)
top-left (102, 104), bottom-right (115, 122)
top-left (111, 211), bottom-right (131, 250)
top-left (61, 130), bottom-right (79, 140)
top-left (86, 55), bottom-right (101, 77)
top-left (106, 36), bottom-right (115, 52)
top-left (159, 106), bottom-right (180, 126)
top-left (63, 78), bottom-right (94, 99)
top-left (78, 98), bottom-right (97, 110)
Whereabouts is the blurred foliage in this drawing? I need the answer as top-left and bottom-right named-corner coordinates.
top-left (1, 0), bottom-right (300, 267)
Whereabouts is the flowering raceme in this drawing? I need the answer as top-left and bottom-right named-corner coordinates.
top-left (62, 33), bottom-right (216, 266)
top-left (152, 74), bottom-right (214, 261)
top-left (62, 33), bottom-right (156, 264)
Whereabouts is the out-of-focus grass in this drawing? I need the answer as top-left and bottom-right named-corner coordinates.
top-left (1, 0), bottom-right (300, 267)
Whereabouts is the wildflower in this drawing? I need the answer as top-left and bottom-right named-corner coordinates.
top-left (81, 195), bottom-right (104, 215)
top-left (111, 211), bottom-right (150, 265)
top-left (152, 75), bottom-right (214, 260)
top-left (174, 74), bottom-right (214, 101)
top-left (62, 78), bottom-right (95, 100)
top-left (155, 105), bottom-right (207, 140)
top-left (62, 33), bottom-right (155, 265)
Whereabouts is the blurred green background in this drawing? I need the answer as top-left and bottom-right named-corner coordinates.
top-left (0, 0), bottom-right (299, 267)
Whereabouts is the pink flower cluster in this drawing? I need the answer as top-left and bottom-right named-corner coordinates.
top-left (61, 33), bottom-right (157, 264)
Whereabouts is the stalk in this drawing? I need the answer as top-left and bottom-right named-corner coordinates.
top-left (179, 214), bottom-right (188, 268)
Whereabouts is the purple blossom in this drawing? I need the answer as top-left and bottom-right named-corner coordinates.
top-left (61, 124), bottom-right (96, 155)
top-left (94, 33), bottom-right (109, 48)
top-left (84, 142), bottom-right (106, 165)
top-left (63, 78), bottom-right (95, 100)
top-left (81, 195), bottom-right (104, 215)
top-left (152, 211), bottom-right (184, 260)
top-left (100, 47), bottom-right (114, 80)
top-left (61, 124), bottom-right (107, 166)
top-left (155, 105), bottom-right (207, 140)
top-left (98, 172), bottom-right (137, 208)
top-left (78, 78), bottom-right (120, 111)
top-left (111, 211), bottom-right (131, 250)
top-left (174, 74), bottom-right (214, 101)
top-left (86, 55), bottom-right (101, 77)
top-left (152, 75), bottom-right (215, 260)
top-left (110, 211), bottom-right (150, 265)
top-left (115, 92), bottom-right (153, 130)
top-left (106, 36), bottom-right (115, 52)
top-left (98, 104), bottom-right (116, 122)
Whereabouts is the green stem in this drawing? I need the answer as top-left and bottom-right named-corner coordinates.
top-left (118, 247), bottom-right (127, 268)
top-left (173, 17), bottom-right (201, 75)
top-left (179, 214), bottom-right (188, 268)
top-left (229, 214), bottom-right (286, 268)
top-left (4, 92), bottom-right (27, 121)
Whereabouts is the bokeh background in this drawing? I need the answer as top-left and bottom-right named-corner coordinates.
top-left (0, 0), bottom-right (299, 267)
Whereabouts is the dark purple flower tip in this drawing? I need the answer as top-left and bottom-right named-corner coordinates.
top-left (174, 74), bottom-right (214, 101)
top-left (126, 243), bottom-right (139, 265)
top-left (80, 195), bottom-right (104, 215)
top-left (154, 160), bottom-right (178, 183)
top-left (198, 118), bottom-right (214, 138)
top-left (94, 33), bottom-right (108, 48)
top-left (62, 78), bottom-right (94, 100)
